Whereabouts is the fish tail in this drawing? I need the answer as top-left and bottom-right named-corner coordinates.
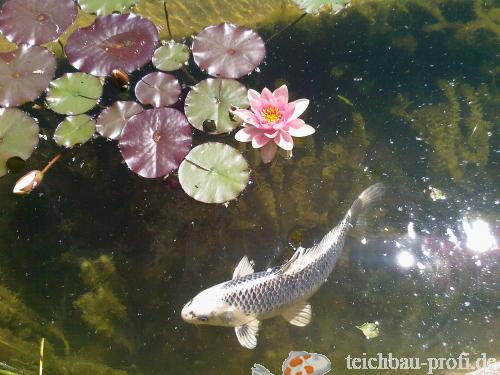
top-left (348, 183), bottom-right (385, 228)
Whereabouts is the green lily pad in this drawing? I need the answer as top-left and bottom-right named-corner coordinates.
top-left (77, 0), bottom-right (138, 16)
top-left (0, 108), bottom-right (39, 177)
top-left (293, 0), bottom-right (351, 14)
top-left (152, 41), bottom-right (190, 71)
top-left (46, 72), bottom-right (103, 115)
top-left (54, 114), bottom-right (96, 148)
top-left (356, 322), bottom-right (379, 339)
top-left (179, 142), bottom-right (249, 204)
top-left (184, 78), bottom-right (248, 134)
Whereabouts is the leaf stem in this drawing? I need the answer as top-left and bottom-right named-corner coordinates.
top-left (185, 158), bottom-right (210, 172)
top-left (163, 1), bottom-right (174, 40)
top-left (266, 12), bottom-right (308, 44)
top-left (41, 153), bottom-right (62, 174)
top-left (39, 338), bottom-right (44, 375)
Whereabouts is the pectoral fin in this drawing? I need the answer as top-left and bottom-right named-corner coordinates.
top-left (282, 302), bottom-right (312, 326)
top-left (235, 320), bottom-right (260, 349)
top-left (232, 256), bottom-right (255, 279)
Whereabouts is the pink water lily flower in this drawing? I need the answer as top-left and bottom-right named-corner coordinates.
top-left (233, 85), bottom-right (315, 163)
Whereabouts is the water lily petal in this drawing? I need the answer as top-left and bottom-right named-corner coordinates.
top-left (274, 130), bottom-right (293, 150)
top-left (235, 126), bottom-right (260, 142)
top-left (264, 130), bottom-right (278, 138)
top-left (273, 85), bottom-right (289, 104)
top-left (252, 133), bottom-right (270, 148)
top-left (260, 141), bottom-right (277, 163)
top-left (250, 99), bottom-right (263, 115)
top-left (233, 108), bottom-right (259, 126)
top-left (290, 98), bottom-right (309, 119)
top-left (248, 88), bottom-right (260, 102)
top-left (287, 119), bottom-right (316, 137)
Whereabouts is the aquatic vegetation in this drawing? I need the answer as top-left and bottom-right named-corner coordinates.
top-left (53, 115), bottom-right (96, 148)
top-left (152, 40), bottom-right (190, 71)
top-left (119, 108), bottom-right (192, 178)
top-left (0, 108), bottom-right (38, 177)
top-left (0, 45), bottom-right (56, 107)
top-left (178, 142), bottom-right (250, 204)
top-left (192, 23), bottom-right (266, 79)
top-left (77, 0), bottom-right (138, 16)
top-left (392, 81), bottom-right (492, 181)
top-left (96, 101), bottom-right (143, 140)
top-left (233, 85), bottom-right (315, 163)
top-left (293, 0), bottom-right (351, 14)
top-left (46, 72), bottom-right (103, 115)
top-left (356, 322), bottom-right (379, 339)
top-left (134, 72), bottom-right (181, 107)
top-left (65, 13), bottom-right (158, 76)
top-left (184, 78), bottom-right (249, 134)
top-left (0, 0), bottom-right (77, 46)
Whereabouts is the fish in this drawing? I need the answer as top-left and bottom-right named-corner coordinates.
top-left (252, 351), bottom-right (332, 375)
top-left (181, 183), bottom-right (385, 349)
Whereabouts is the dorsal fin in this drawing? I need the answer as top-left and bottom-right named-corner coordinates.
top-left (232, 256), bottom-right (255, 279)
top-left (277, 246), bottom-right (311, 275)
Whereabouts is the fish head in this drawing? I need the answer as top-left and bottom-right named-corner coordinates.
top-left (181, 284), bottom-right (238, 327)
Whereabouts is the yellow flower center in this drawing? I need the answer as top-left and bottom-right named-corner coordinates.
top-left (261, 106), bottom-right (282, 123)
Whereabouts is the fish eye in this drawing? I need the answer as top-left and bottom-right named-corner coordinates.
top-left (198, 315), bottom-right (209, 322)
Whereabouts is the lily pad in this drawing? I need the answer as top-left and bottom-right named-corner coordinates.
top-left (46, 73), bottom-right (103, 115)
top-left (356, 322), bottom-right (379, 339)
top-left (77, 0), bottom-right (138, 16)
top-left (292, 0), bottom-right (351, 14)
top-left (192, 23), bottom-right (265, 79)
top-left (178, 142), bottom-right (249, 204)
top-left (0, 45), bottom-right (56, 107)
top-left (152, 41), bottom-right (190, 71)
top-left (119, 108), bottom-right (192, 178)
top-left (65, 13), bottom-right (158, 76)
top-left (0, 0), bottom-right (77, 45)
top-left (54, 114), bottom-right (96, 148)
top-left (0, 108), bottom-right (39, 177)
top-left (134, 72), bottom-right (181, 108)
top-left (96, 101), bottom-right (143, 140)
top-left (184, 78), bottom-right (248, 134)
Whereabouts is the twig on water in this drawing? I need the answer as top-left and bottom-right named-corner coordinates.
top-left (266, 12), bottom-right (308, 44)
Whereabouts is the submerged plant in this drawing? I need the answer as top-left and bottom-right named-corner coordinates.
top-left (0, 0), bottom-right (77, 46)
top-left (292, 0), bottom-right (351, 14)
top-left (233, 85), bottom-right (316, 163)
top-left (65, 13), bottom-right (158, 76)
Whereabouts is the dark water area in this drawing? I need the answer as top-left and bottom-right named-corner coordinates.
top-left (0, 1), bottom-right (499, 374)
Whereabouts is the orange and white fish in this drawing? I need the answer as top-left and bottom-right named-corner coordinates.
top-left (252, 351), bottom-right (331, 375)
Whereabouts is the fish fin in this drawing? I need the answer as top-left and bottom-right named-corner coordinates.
top-left (277, 246), bottom-right (309, 275)
top-left (251, 363), bottom-right (273, 375)
top-left (349, 183), bottom-right (385, 228)
top-left (232, 256), bottom-right (255, 279)
top-left (282, 302), bottom-right (312, 326)
top-left (235, 320), bottom-right (260, 349)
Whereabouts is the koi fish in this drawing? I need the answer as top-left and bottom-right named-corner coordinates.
top-left (252, 351), bottom-right (332, 375)
top-left (181, 183), bottom-right (385, 349)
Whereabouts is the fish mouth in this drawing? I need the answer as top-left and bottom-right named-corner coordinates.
top-left (181, 300), bottom-right (196, 322)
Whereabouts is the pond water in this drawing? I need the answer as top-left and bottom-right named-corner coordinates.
top-left (0, 1), bottom-right (498, 374)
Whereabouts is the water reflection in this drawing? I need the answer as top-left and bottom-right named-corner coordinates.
top-left (462, 218), bottom-right (498, 254)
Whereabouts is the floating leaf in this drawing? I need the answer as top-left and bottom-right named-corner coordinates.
top-left (134, 72), bottom-right (181, 108)
top-left (96, 101), bottom-right (143, 140)
top-left (65, 13), bottom-right (159, 76)
top-left (0, 0), bottom-right (77, 45)
top-left (77, 0), bottom-right (138, 16)
top-left (356, 322), bottom-right (379, 339)
top-left (184, 78), bottom-right (248, 134)
top-left (179, 142), bottom-right (249, 204)
top-left (292, 0), bottom-right (351, 14)
top-left (0, 108), bottom-right (39, 177)
top-left (191, 23), bottom-right (265, 79)
top-left (152, 41), bottom-right (190, 71)
top-left (0, 45), bottom-right (56, 107)
top-left (54, 114), bottom-right (96, 148)
top-left (46, 72), bottom-right (103, 115)
top-left (119, 108), bottom-right (192, 178)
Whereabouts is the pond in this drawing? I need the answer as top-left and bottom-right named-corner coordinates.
top-left (0, 1), bottom-right (498, 374)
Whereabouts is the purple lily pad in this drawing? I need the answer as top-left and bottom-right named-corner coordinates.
top-left (119, 108), bottom-right (192, 178)
top-left (134, 72), bottom-right (181, 108)
top-left (96, 101), bottom-right (143, 140)
top-left (65, 13), bottom-right (159, 76)
top-left (0, 0), bottom-right (77, 46)
top-left (0, 45), bottom-right (56, 107)
top-left (192, 23), bottom-right (265, 79)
